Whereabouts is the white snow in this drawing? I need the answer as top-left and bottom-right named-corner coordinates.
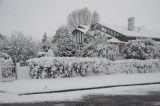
top-left (26, 57), bottom-right (160, 79)
top-left (100, 23), bottom-right (160, 38)
top-left (108, 37), bottom-right (125, 43)
top-left (76, 28), bottom-right (88, 34)
top-left (74, 25), bottom-right (90, 34)
top-left (0, 84), bottom-right (160, 104)
top-left (0, 52), bottom-right (14, 66)
top-left (0, 72), bottom-right (160, 103)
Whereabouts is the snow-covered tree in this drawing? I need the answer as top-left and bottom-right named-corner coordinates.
top-left (52, 26), bottom-right (70, 44)
top-left (58, 36), bottom-right (77, 57)
top-left (3, 32), bottom-right (39, 63)
top-left (67, 7), bottom-right (92, 31)
top-left (82, 42), bottom-right (120, 60)
top-left (41, 32), bottom-right (51, 52)
top-left (81, 30), bottom-right (120, 60)
top-left (0, 33), bottom-right (8, 52)
top-left (42, 32), bottom-right (47, 44)
top-left (0, 52), bottom-right (14, 66)
top-left (90, 11), bottom-right (100, 29)
top-left (52, 26), bottom-right (78, 57)
top-left (123, 39), bottom-right (157, 60)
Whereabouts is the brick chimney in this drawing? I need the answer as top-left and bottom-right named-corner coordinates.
top-left (128, 17), bottom-right (135, 31)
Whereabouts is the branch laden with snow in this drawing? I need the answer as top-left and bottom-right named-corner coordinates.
top-left (27, 57), bottom-right (160, 79)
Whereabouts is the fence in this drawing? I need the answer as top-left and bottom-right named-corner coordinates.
top-left (0, 63), bottom-right (31, 82)
top-left (0, 66), bottom-right (16, 82)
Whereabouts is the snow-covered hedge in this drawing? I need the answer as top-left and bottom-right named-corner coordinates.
top-left (27, 57), bottom-right (160, 79)
top-left (27, 57), bottom-right (110, 79)
top-left (108, 59), bottom-right (160, 74)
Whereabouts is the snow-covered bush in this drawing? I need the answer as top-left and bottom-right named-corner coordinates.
top-left (52, 26), bottom-right (78, 57)
top-left (27, 57), bottom-right (110, 79)
top-left (107, 59), bottom-right (160, 74)
top-left (154, 42), bottom-right (160, 59)
top-left (0, 52), bottom-right (14, 66)
top-left (82, 42), bottom-right (121, 60)
top-left (123, 39), bottom-right (157, 60)
top-left (45, 49), bottom-right (54, 57)
top-left (27, 57), bottom-right (160, 79)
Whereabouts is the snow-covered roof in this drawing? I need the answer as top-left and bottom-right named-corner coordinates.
top-left (78, 25), bottom-right (89, 29)
top-left (73, 25), bottom-right (90, 34)
top-left (76, 27), bottom-right (89, 34)
top-left (108, 37), bottom-right (125, 43)
top-left (74, 25), bottom-right (114, 39)
top-left (88, 30), bottom-right (113, 38)
top-left (96, 30), bottom-right (113, 38)
top-left (99, 23), bottom-right (160, 39)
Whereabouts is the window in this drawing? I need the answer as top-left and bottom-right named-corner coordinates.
top-left (80, 32), bottom-right (83, 44)
top-left (117, 33), bottom-right (119, 36)
top-left (81, 33), bottom-right (84, 43)
top-left (78, 32), bottom-right (80, 43)
top-left (106, 28), bottom-right (108, 33)
top-left (76, 32), bottom-right (78, 43)
top-left (110, 30), bottom-right (113, 35)
top-left (108, 29), bottom-right (110, 34)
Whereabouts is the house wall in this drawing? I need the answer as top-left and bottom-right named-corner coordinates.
top-left (73, 30), bottom-right (84, 44)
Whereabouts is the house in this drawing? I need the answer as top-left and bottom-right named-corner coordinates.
top-left (72, 17), bottom-right (160, 51)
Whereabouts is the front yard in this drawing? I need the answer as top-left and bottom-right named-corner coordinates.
top-left (0, 72), bottom-right (160, 104)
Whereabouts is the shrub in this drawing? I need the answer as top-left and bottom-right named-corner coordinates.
top-left (27, 57), bottom-right (110, 79)
top-left (108, 59), bottom-right (160, 74)
top-left (0, 52), bottom-right (14, 66)
top-left (82, 43), bottom-right (121, 60)
top-left (27, 57), bottom-right (160, 79)
top-left (123, 39), bottom-right (157, 60)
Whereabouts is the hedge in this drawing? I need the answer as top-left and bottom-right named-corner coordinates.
top-left (27, 57), bottom-right (160, 79)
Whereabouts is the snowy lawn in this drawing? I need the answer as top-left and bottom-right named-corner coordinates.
top-left (0, 72), bottom-right (160, 103)
top-left (0, 84), bottom-right (160, 104)
top-left (0, 72), bottom-right (160, 94)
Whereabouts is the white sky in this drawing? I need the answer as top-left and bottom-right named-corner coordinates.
top-left (0, 0), bottom-right (160, 40)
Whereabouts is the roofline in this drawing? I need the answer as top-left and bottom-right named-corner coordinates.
top-left (72, 28), bottom-right (85, 34)
top-left (94, 23), bottom-right (125, 36)
top-left (94, 23), bottom-right (160, 41)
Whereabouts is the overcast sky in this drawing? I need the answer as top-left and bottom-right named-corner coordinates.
top-left (0, 0), bottom-right (160, 40)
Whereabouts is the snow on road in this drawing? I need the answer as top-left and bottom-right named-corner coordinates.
top-left (0, 72), bottom-right (160, 103)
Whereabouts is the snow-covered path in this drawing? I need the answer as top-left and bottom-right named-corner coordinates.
top-left (0, 72), bottom-right (160, 103)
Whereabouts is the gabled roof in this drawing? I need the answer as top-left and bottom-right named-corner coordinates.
top-left (76, 27), bottom-right (89, 34)
top-left (78, 25), bottom-right (89, 29)
top-left (97, 23), bottom-right (160, 39)
top-left (72, 25), bottom-right (90, 34)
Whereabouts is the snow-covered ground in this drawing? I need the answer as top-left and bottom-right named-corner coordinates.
top-left (0, 72), bottom-right (160, 103)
